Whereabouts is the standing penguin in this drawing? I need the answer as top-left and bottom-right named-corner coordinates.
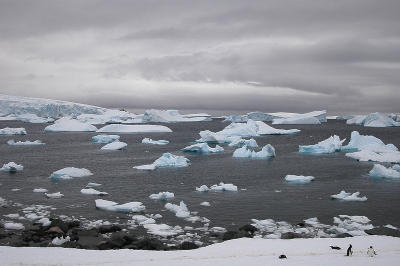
top-left (346, 244), bottom-right (353, 256)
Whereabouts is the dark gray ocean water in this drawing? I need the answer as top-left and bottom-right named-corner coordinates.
top-left (1, 119), bottom-right (400, 231)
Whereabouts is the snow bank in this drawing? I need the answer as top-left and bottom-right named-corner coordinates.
top-left (97, 124), bottom-right (172, 133)
top-left (285, 175), bottom-right (315, 183)
top-left (134, 153), bottom-right (190, 171)
top-left (95, 199), bottom-right (145, 213)
top-left (50, 167), bottom-right (93, 180)
top-left (100, 141), bottom-right (127, 150)
top-left (164, 201), bottom-right (190, 218)
top-left (149, 192), bottom-right (175, 200)
top-left (81, 188), bottom-right (108, 196)
top-left (182, 143), bottom-right (224, 154)
top-left (45, 192), bottom-right (64, 198)
top-left (1, 162), bottom-right (23, 172)
top-left (299, 135), bottom-right (345, 154)
top-left (7, 139), bottom-right (45, 146)
top-left (369, 164), bottom-right (400, 179)
top-left (331, 191), bottom-right (367, 201)
top-left (92, 134), bottom-right (120, 143)
top-left (44, 117), bottom-right (97, 132)
top-left (233, 144), bottom-right (275, 158)
top-left (0, 127), bottom-right (26, 135)
top-left (142, 138), bottom-right (169, 145)
top-left (4, 222), bottom-right (25, 230)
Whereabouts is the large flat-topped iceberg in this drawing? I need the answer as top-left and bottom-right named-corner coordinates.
top-left (134, 153), bottom-right (190, 170)
top-left (97, 124), bottom-right (172, 133)
top-left (331, 190), bottom-right (367, 201)
top-left (233, 144), bottom-right (275, 159)
top-left (95, 199), bottom-right (145, 213)
top-left (142, 109), bottom-right (211, 123)
top-left (44, 118), bottom-right (97, 132)
top-left (50, 167), bottom-right (93, 180)
top-left (299, 135), bottom-right (345, 154)
top-left (270, 110), bottom-right (327, 122)
top-left (273, 116), bottom-right (321, 125)
top-left (76, 109), bottom-right (137, 125)
top-left (285, 175), bottom-right (315, 183)
top-left (182, 143), bottom-right (224, 154)
top-left (347, 112), bottom-right (400, 127)
top-left (0, 127), bottom-right (26, 135)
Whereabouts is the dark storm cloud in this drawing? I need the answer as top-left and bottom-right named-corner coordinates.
top-left (0, 0), bottom-right (399, 114)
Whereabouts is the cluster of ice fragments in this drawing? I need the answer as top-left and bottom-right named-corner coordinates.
top-left (95, 199), bottom-right (145, 213)
top-left (182, 143), bottom-right (224, 154)
top-left (50, 167), bottom-right (93, 180)
top-left (142, 138), bottom-right (169, 145)
top-left (196, 182), bottom-right (238, 192)
top-left (285, 175), bottom-right (315, 183)
top-left (1, 162), bottom-right (23, 172)
top-left (233, 144), bottom-right (275, 159)
top-left (0, 127), bottom-right (26, 135)
top-left (134, 153), bottom-right (190, 171)
top-left (7, 139), bottom-right (45, 146)
top-left (331, 191), bottom-right (367, 201)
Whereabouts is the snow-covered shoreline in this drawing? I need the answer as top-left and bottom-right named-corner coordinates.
top-left (1, 235), bottom-right (399, 266)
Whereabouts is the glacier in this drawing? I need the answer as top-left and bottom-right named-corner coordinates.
top-left (100, 141), bottom-right (127, 150)
top-left (95, 199), bottom-right (145, 213)
top-left (7, 139), bottom-right (45, 146)
top-left (97, 124), bottom-right (172, 133)
top-left (331, 191), bottom-right (367, 201)
top-left (233, 144), bottom-right (275, 159)
top-left (134, 153), bottom-right (190, 170)
top-left (369, 164), bottom-right (400, 179)
top-left (44, 118), bottom-right (97, 132)
top-left (141, 138), bottom-right (169, 145)
top-left (1, 162), bottom-right (23, 172)
top-left (0, 127), bottom-right (26, 135)
top-left (299, 135), bottom-right (346, 154)
top-left (285, 175), bottom-right (315, 183)
top-left (92, 134), bottom-right (120, 144)
top-left (182, 143), bottom-right (224, 154)
top-left (50, 167), bottom-right (93, 180)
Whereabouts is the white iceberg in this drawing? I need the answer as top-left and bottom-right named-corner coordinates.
top-left (347, 112), bottom-right (400, 127)
top-left (346, 150), bottom-right (400, 163)
top-left (346, 115), bottom-right (367, 125)
top-left (198, 130), bottom-right (242, 144)
top-left (223, 115), bottom-right (248, 123)
top-left (210, 182), bottom-right (238, 191)
top-left (0, 127), bottom-right (26, 135)
top-left (200, 201), bottom-right (211, 206)
top-left (52, 236), bottom-right (70, 246)
top-left (45, 192), bottom-right (64, 198)
top-left (273, 116), bottom-right (321, 125)
top-left (285, 175), bottom-right (315, 183)
top-left (134, 153), bottom-right (190, 171)
top-left (1, 162), bottom-right (23, 172)
top-left (50, 167), bottom-right (93, 180)
top-left (92, 134), bottom-right (120, 144)
top-left (100, 141), bottom-right (127, 150)
top-left (228, 138), bottom-right (259, 148)
top-left (369, 164), bottom-right (400, 179)
top-left (97, 124), bottom-right (172, 133)
top-left (95, 199), bottom-right (145, 213)
top-left (143, 223), bottom-right (183, 237)
top-left (331, 191), bottom-right (367, 201)
top-left (7, 139), bottom-right (45, 146)
top-left (141, 109), bottom-right (211, 123)
top-left (164, 201), bottom-right (190, 218)
top-left (33, 188), bottom-right (48, 193)
top-left (342, 131), bottom-right (398, 153)
top-left (233, 144), bottom-right (275, 159)
top-left (196, 185), bottom-right (210, 192)
top-left (86, 182), bottom-right (102, 188)
top-left (4, 222), bottom-right (25, 230)
top-left (141, 138), bottom-right (169, 145)
top-left (0, 113), bottom-right (54, 123)
top-left (247, 112), bottom-right (276, 122)
top-left (81, 188), bottom-right (108, 196)
top-left (299, 135), bottom-right (346, 154)
top-left (76, 109), bottom-right (137, 125)
top-left (149, 192), bottom-right (175, 200)
top-left (44, 117), bottom-right (97, 132)
top-left (182, 143), bottom-right (224, 154)
top-left (255, 121), bottom-right (300, 135)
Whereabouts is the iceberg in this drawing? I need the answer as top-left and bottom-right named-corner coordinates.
top-left (197, 130), bottom-right (242, 144)
top-left (95, 199), bottom-right (145, 213)
top-left (0, 127), bottom-right (26, 135)
top-left (347, 112), bottom-right (400, 127)
top-left (0, 113), bottom-right (54, 123)
top-left (100, 141), bottom-right (127, 150)
top-left (164, 201), bottom-right (190, 218)
top-left (4, 222), bottom-right (25, 230)
top-left (228, 138), bottom-right (259, 148)
top-left (149, 192), bottom-right (175, 200)
top-left (1, 162), bottom-right (23, 172)
top-left (346, 150), bottom-right (400, 163)
top-left (97, 124), bottom-right (172, 133)
top-left (80, 188), bottom-right (108, 195)
top-left (134, 153), bottom-right (190, 171)
top-left (233, 144), bottom-right (275, 159)
top-left (44, 118), bottom-right (97, 132)
top-left (247, 112), bottom-right (276, 122)
top-left (7, 139), bottom-right (45, 146)
top-left (50, 167), bottom-right (93, 180)
top-left (331, 191), bottom-right (367, 201)
top-left (196, 185), bottom-right (210, 192)
top-left (45, 192), bottom-right (64, 198)
top-left (273, 116), bottom-right (321, 125)
top-left (299, 135), bottom-right (346, 154)
top-left (200, 201), bottom-right (211, 206)
top-left (76, 109), bottom-right (137, 125)
top-left (52, 236), bottom-right (71, 246)
top-left (223, 115), bottom-right (248, 123)
top-left (285, 175), bottom-right (315, 183)
top-left (86, 182), bottom-right (102, 188)
top-left (141, 138), bottom-right (169, 145)
top-left (368, 164), bottom-right (400, 179)
top-left (182, 143), bottom-right (224, 154)
top-left (33, 188), bottom-right (48, 193)
top-left (342, 131), bottom-right (398, 153)
top-left (142, 109), bottom-right (211, 123)
top-left (92, 134), bottom-right (120, 144)
top-left (255, 121), bottom-right (300, 135)
top-left (143, 223), bottom-right (183, 237)
top-left (210, 182), bottom-right (238, 192)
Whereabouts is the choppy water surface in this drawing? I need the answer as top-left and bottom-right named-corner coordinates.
top-left (1, 119), bottom-right (400, 232)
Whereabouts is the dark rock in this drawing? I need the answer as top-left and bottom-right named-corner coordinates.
top-left (330, 245), bottom-right (341, 250)
top-left (222, 231), bottom-right (240, 241)
top-left (49, 219), bottom-right (69, 233)
top-left (76, 235), bottom-right (104, 249)
top-left (99, 225), bottom-right (122, 234)
top-left (239, 224), bottom-right (257, 235)
top-left (67, 220), bottom-right (81, 229)
top-left (336, 233), bottom-right (353, 238)
top-left (10, 239), bottom-right (29, 247)
top-left (63, 241), bottom-right (79, 248)
top-left (297, 222), bottom-right (305, 227)
top-left (134, 238), bottom-right (166, 250)
top-left (180, 241), bottom-right (199, 250)
top-left (366, 227), bottom-right (400, 237)
top-left (281, 232), bottom-right (303, 239)
top-left (279, 254), bottom-right (287, 259)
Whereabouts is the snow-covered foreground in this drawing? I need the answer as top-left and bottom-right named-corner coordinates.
top-left (1, 236), bottom-right (399, 266)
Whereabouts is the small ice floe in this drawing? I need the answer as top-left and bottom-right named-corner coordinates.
top-left (285, 175), bottom-right (315, 183)
top-left (50, 167), bottom-right (93, 180)
top-left (0, 197), bottom-right (7, 207)
top-left (37, 217), bottom-right (51, 226)
top-left (333, 215), bottom-right (373, 236)
top-left (33, 188), bottom-right (48, 193)
top-left (11, 188), bottom-right (21, 192)
top-left (7, 139), bottom-right (45, 146)
top-left (233, 144), bottom-right (275, 158)
top-left (80, 188), bottom-right (108, 196)
top-left (196, 185), bottom-right (210, 192)
top-left (228, 138), bottom-right (258, 148)
top-left (385, 224), bottom-right (398, 230)
top-left (142, 138), bottom-right (169, 145)
top-left (52, 236), bottom-right (70, 246)
top-left (196, 182), bottom-right (238, 192)
top-left (1, 162), bottom-right (23, 172)
top-left (134, 153), bottom-right (190, 171)
top-left (86, 182), bottom-right (102, 188)
top-left (331, 190), bottom-right (367, 201)
top-left (165, 201), bottom-right (190, 218)
top-left (200, 201), bottom-right (210, 206)
top-left (0, 127), bottom-right (26, 135)
top-left (100, 141), bottom-right (127, 150)
top-left (4, 222), bottom-right (25, 230)
top-left (44, 117), bottom-right (97, 132)
top-left (130, 215), bottom-right (156, 225)
top-left (95, 199), bottom-right (145, 213)
top-left (182, 143), bottom-right (224, 154)
top-left (96, 124), bottom-right (172, 133)
top-left (92, 134), bottom-right (120, 144)
top-left (149, 192), bottom-right (175, 200)
top-left (299, 135), bottom-right (345, 154)
top-left (143, 223), bottom-right (183, 237)
top-left (45, 192), bottom-right (64, 198)
top-left (369, 164), bottom-right (400, 179)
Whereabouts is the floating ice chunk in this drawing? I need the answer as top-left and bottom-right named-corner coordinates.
top-left (95, 199), bottom-right (145, 213)
top-left (86, 182), bottom-right (102, 188)
top-left (0, 127), bottom-right (26, 135)
top-left (50, 167), bottom-right (93, 180)
top-left (346, 115), bottom-right (367, 125)
top-left (229, 138), bottom-right (259, 148)
top-left (81, 188), bottom-right (108, 196)
top-left (198, 130), bottom-right (241, 144)
top-left (342, 131), bottom-right (398, 152)
top-left (4, 214), bottom-right (21, 219)
top-left (347, 112), bottom-right (400, 127)
top-left (77, 109), bottom-right (136, 125)
top-left (142, 138), bottom-right (169, 145)
top-left (142, 109), bottom-right (210, 123)
top-left (165, 201), bottom-right (190, 218)
top-left (44, 117), bottom-right (97, 132)
top-left (331, 190), bottom-right (367, 201)
top-left (210, 227), bottom-right (227, 234)
top-left (369, 164), bottom-right (400, 179)
top-left (346, 150), bottom-right (400, 163)
top-left (95, 199), bottom-right (118, 211)
top-left (285, 175), bottom-right (315, 183)
top-left (92, 134), bottom-right (120, 143)
top-left (143, 223), bottom-right (183, 237)
top-left (1, 162), bottom-right (23, 172)
top-left (233, 144), bottom-right (275, 158)
top-left (200, 201), bottom-right (210, 206)
top-left (100, 141), bottom-right (127, 150)
top-left (333, 215), bottom-right (373, 236)
top-left (210, 182), bottom-right (238, 191)
top-left (255, 121), bottom-right (300, 135)
top-left (131, 215), bottom-right (156, 225)
top-left (385, 224), bottom-right (398, 230)
top-left (33, 188), bottom-right (48, 193)
top-left (182, 143), bottom-right (224, 154)
top-left (0, 197), bottom-right (6, 207)
top-left (37, 217), bottom-right (51, 227)
top-left (196, 185), bottom-right (210, 192)
top-left (217, 120), bottom-right (259, 137)
top-left (149, 192), bottom-right (175, 200)
top-left (7, 139), bottom-right (45, 146)
top-left (273, 116), bottom-right (321, 125)
top-left (134, 153), bottom-right (190, 171)
top-left (45, 192), bottom-right (64, 198)
top-left (223, 115), bottom-right (248, 123)
top-left (97, 124), bottom-right (172, 133)
top-left (4, 222), bottom-right (25, 230)
top-left (52, 236), bottom-right (70, 246)
top-left (247, 112), bottom-right (276, 122)
top-left (299, 135), bottom-right (345, 154)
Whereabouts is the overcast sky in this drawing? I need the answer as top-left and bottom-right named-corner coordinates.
top-left (0, 0), bottom-right (399, 114)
